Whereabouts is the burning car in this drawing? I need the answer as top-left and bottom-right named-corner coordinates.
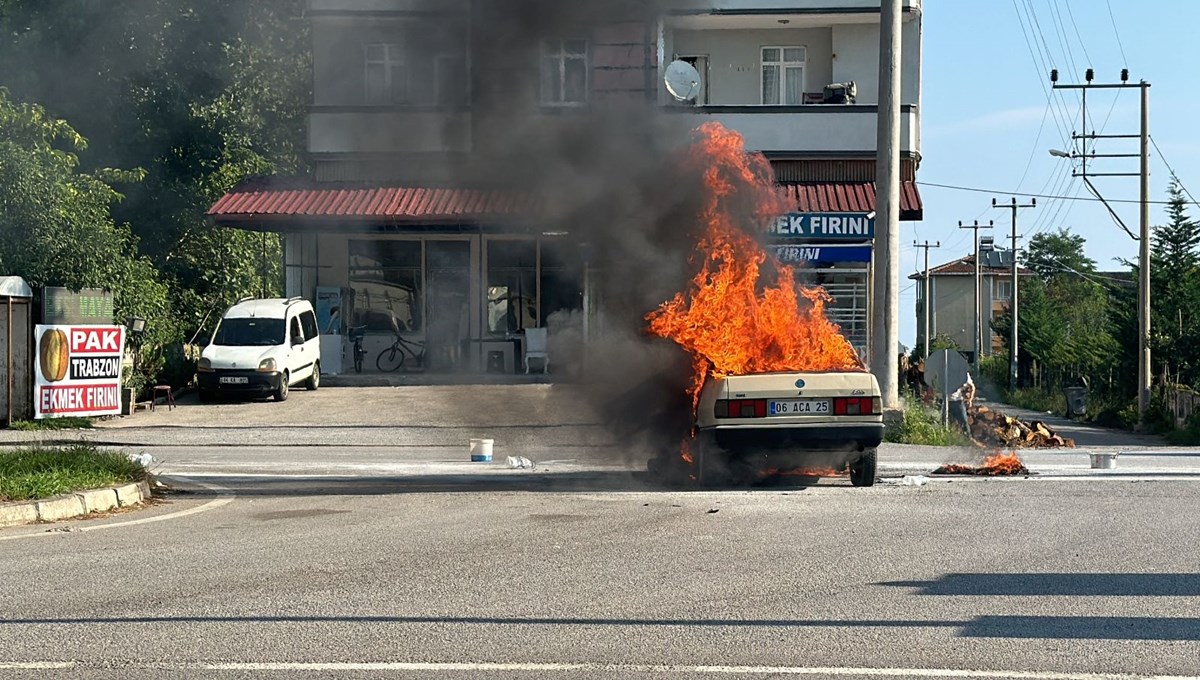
top-left (693, 370), bottom-right (883, 486)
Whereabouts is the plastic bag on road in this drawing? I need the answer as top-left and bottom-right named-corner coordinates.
top-left (506, 456), bottom-right (534, 469)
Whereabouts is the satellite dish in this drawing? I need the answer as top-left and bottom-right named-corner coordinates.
top-left (664, 60), bottom-right (702, 102)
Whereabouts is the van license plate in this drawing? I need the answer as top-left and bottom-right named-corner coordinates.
top-left (769, 399), bottom-right (830, 415)
top-left (220, 376), bottom-right (249, 385)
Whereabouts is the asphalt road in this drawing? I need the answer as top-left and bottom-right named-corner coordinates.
top-left (3, 387), bottom-right (1199, 678)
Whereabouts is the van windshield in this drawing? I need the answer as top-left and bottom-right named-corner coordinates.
top-left (213, 318), bottom-right (285, 346)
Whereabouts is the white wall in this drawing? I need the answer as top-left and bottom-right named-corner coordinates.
top-left (666, 107), bottom-right (918, 154)
top-left (830, 19), bottom-right (920, 105)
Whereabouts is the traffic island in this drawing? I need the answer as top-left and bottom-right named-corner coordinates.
top-left (0, 444), bottom-right (152, 528)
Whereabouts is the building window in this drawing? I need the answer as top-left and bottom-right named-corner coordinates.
top-left (761, 46), bottom-right (806, 105)
top-left (994, 279), bottom-right (1013, 301)
top-left (540, 39), bottom-right (588, 106)
top-left (349, 240), bottom-right (423, 333)
top-left (487, 240), bottom-right (538, 334)
top-left (365, 43), bottom-right (409, 105)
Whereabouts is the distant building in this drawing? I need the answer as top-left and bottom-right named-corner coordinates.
top-left (910, 239), bottom-right (1033, 361)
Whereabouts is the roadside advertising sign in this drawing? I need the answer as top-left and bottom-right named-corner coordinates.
top-left (34, 324), bottom-right (126, 419)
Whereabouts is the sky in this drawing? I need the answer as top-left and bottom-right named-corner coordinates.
top-left (905, 0), bottom-right (1200, 348)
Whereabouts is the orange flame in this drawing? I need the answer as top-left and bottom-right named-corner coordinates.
top-left (933, 451), bottom-right (1029, 476)
top-left (645, 122), bottom-right (863, 412)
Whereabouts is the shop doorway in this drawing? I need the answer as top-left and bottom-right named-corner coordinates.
top-left (426, 241), bottom-right (471, 371)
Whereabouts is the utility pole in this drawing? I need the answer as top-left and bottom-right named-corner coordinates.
top-left (992, 197), bottom-right (1036, 392)
top-left (914, 240), bottom-right (940, 361)
top-left (1051, 68), bottom-right (1151, 425)
top-left (870, 0), bottom-right (902, 408)
top-left (959, 220), bottom-right (994, 371)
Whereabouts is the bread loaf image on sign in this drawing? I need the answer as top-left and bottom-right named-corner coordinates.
top-left (39, 328), bottom-right (69, 382)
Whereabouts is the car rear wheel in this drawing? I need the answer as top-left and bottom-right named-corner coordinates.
top-left (274, 372), bottom-right (290, 402)
top-left (306, 362), bottom-right (320, 390)
top-left (850, 448), bottom-right (877, 487)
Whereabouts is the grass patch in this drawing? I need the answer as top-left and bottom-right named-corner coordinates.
top-left (886, 399), bottom-right (972, 446)
top-left (8, 417), bottom-right (94, 431)
top-left (0, 444), bottom-right (145, 502)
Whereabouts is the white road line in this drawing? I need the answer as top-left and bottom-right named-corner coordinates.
top-left (0, 662), bottom-right (74, 670)
top-left (1, 661), bottom-right (1193, 679)
top-left (0, 477), bottom-right (234, 542)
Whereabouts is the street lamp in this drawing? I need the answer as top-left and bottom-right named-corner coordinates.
top-left (1048, 148), bottom-right (1072, 159)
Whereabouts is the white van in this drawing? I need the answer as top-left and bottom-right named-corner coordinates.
top-left (197, 297), bottom-right (321, 401)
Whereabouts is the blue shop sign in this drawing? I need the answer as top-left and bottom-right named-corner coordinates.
top-left (770, 212), bottom-right (875, 239)
top-left (773, 244), bottom-right (873, 265)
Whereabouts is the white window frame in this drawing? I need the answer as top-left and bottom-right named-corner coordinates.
top-left (540, 39), bottom-right (589, 106)
top-left (364, 43), bottom-right (409, 105)
top-left (760, 45), bottom-right (807, 106)
top-left (994, 279), bottom-right (1013, 301)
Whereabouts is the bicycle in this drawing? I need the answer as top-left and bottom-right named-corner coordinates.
top-left (376, 332), bottom-right (426, 372)
top-left (347, 325), bottom-right (368, 373)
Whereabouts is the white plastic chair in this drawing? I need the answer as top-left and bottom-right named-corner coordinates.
top-left (524, 327), bottom-right (549, 374)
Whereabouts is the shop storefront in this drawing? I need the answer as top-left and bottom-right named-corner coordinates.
top-left (769, 213), bottom-right (875, 359)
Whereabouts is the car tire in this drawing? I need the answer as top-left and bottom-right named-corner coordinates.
top-left (274, 372), bottom-right (290, 402)
top-left (306, 362), bottom-right (320, 390)
top-left (850, 448), bottom-right (878, 487)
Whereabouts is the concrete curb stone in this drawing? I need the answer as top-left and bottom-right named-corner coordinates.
top-left (0, 479), bottom-right (152, 528)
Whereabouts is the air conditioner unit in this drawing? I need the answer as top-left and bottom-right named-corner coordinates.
top-left (823, 81), bottom-right (857, 104)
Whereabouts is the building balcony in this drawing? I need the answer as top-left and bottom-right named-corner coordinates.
top-left (661, 104), bottom-right (918, 155)
top-left (308, 108), bottom-right (473, 156)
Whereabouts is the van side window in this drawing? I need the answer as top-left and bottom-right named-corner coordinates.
top-left (291, 317), bottom-right (303, 342)
top-left (300, 310), bottom-right (319, 341)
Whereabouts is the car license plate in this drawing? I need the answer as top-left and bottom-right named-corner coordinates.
top-left (220, 376), bottom-right (249, 385)
top-left (769, 399), bottom-right (830, 416)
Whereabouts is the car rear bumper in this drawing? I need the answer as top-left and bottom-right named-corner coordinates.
top-left (198, 370), bottom-right (283, 393)
top-left (707, 423), bottom-right (884, 451)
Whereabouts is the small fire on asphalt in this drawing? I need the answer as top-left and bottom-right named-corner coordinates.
top-left (932, 451), bottom-right (1030, 476)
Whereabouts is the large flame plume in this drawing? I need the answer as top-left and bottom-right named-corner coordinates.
top-left (645, 122), bottom-right (863, 410)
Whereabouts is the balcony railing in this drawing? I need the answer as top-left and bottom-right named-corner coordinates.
top-left (661, 104), bottom-right (919, 155)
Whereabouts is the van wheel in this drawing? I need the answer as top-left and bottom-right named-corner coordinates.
top-left (850, 448), bottom-right (878, 487)
top-left (274, 372), bottom-right (290, 402)
top-left (306, 362), bottom-right (320, 390)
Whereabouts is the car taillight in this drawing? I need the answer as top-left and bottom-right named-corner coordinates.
top-left (714, 399), bottom-right (767, 419)
top-left (833, 397), bottom-right (881, 415)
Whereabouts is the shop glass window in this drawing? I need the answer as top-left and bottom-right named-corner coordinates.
top-left (349, 240), bottom-right (423, 333)
top-left (487, 240), bottom-right (537, 334)
top-left (540, 239), bottom-right (583, 324)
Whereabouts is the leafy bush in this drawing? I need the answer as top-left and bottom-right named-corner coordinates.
top-left (9, 417), bottom-right (94, 431)
top-left (886, 399), bottom-right (972, 446)
top-left (1005, 388), bottom-right (1067, 416)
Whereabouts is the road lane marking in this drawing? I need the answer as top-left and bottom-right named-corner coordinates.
top-left (0, 477), bottom-right (233, 542)
top-left (0, 661), bottom-right (1194, 678)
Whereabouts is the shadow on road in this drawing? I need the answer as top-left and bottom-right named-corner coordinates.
top-left (880, 573), bottom-right (1200, 597)
top-left (1, 613), bottom-right (1196, 640)
top-left (165, 472), bottom-right (829, 497)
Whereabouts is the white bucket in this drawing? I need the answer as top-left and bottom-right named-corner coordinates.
top-left (470, 438), bottom-right (494, 462)
top-left (1089, 452), bottom-right (1118, 469)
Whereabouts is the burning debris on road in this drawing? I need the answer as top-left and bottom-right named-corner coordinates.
top-left (933, 451), bottom-right (1030, 476)
top-left (968, 406), bottom-right (1075, 449)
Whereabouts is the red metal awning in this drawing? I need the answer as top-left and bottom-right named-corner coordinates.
top-left (781, 182), bottom-right (923, 221)
top-left (207, 179), bottom-right (923, 228)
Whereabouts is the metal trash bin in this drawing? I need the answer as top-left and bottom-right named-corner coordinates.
top-left (1064, 386), bottom-right (1088, 418)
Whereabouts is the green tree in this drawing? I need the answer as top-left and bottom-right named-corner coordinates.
top-left (0, 0), bottom-right (308, 337)
top-left (1147, 178), bottom-right (1200, 384)
top-left (0, 89), bottom-right (176, 389)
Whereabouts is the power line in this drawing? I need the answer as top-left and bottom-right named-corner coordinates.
top-left (1105, 0), bottom-right (1129, 66)
top-left (917, 180), bottom-right (1179, 205)
top-left (1062, 0), bottom-right (1093, 66)
top-left (1148, 134), bottom-right (1200, 210)
top-left (1010, 0), bottom-right (1072, 144)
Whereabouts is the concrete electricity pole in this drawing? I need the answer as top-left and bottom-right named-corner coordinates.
top-left (992, 197), bottom-right (1036, 392)
top-left (959, 219), bottom-right (994, 370)
top-left (1051, 68), bottom-right (1151, 425)
top-left (870, 0), bottom-right (902, 408)
top-left (914, 240), bottom-right (940, 360)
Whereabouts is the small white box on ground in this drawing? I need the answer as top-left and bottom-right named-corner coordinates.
top-left (470, 438), bottom-right (494, 462)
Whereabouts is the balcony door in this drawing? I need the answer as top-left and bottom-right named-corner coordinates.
top-left (761, 46), bottom-right (806, 106)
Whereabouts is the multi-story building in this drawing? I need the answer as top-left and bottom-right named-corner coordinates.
top-left (910, 239), bottom-right (1034, 361)
top-left (208, 0), bottom-right (924, 375)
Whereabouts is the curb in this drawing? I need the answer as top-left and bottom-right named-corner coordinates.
top-left (0, 480), bottom-right (152, 528)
